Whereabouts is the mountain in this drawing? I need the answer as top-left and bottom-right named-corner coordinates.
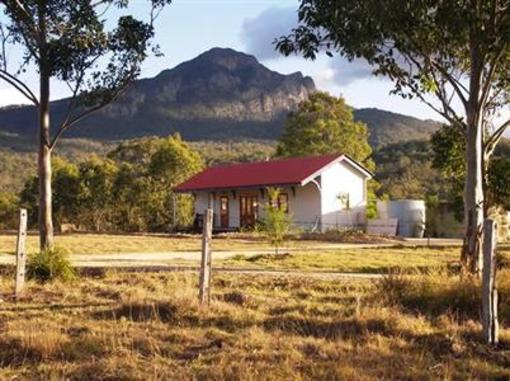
top-left (0, 47), bottom-right (440, 146)
top-left (354, 108), bottom-right (441, 148)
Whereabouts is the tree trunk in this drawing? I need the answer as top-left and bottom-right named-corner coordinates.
top-left (38, 69), bottom-right (54, 251)
top-left (461, 116), bottom-right (484, 274)
top-left (461, 41), bottom-right (485, 275)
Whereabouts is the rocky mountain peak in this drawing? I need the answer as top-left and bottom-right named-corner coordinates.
top-left (0, 47), bottom-right (438, 144)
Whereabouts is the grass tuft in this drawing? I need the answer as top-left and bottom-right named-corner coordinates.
top-left (27, 247), bottom-right (76, 282)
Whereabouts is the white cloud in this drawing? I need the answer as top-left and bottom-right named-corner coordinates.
top-left (241, 7), bottom-right (376, 86)
top-left (240, 7), bottom-right (299, 61)
top-left (329, 57), bottom-right (376, 86)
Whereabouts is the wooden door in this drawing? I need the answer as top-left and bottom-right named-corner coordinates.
top-left (220, 196), bottom-right (229, 228)
top-left (240, 195), bottom-right (258, 227)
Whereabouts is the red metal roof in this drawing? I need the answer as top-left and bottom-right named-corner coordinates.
top-left (175, 153), bottom-right (344, 192)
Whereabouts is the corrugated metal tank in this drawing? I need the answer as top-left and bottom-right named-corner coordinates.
top-left (377, 200), bottom-right (426, 238)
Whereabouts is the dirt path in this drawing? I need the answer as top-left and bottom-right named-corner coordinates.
top-left (0, 238), bottom-right (462, 268)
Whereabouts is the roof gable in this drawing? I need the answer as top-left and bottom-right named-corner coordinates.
top-left (175, 153), bottom-right (371, 192)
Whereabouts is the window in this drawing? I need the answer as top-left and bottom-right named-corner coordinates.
top-left (277, 193), bottom-right (289, 213)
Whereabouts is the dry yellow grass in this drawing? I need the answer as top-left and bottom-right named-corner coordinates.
top-left (0, 233), bottom-right (274, 255)
top-left (0, 268), bottom-right (507, 379)
top-left (224, 246), bottom-right (466, 273)
top-left (0, 232), bottom-right (349, 255)
top-left (3, 233), bottom-right (508, 275)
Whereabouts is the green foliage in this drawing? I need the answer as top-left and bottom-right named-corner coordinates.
top-left (189, 140), bottom-right (276, 166)
top-left (430, 126), bottom-right (466, 220)
top-left (77, 156), bottom-right (118, 232)
top-left (18, 134), bottom-right (203, 233)
top-left (22, 158), bottom-right (79, 228)
top-left (0, 192), bottom-right (18, 229)
top-left (277, 92), bottom-right (374, 171)
top-left (430, 126), bottom-right (465, 181)
top-left (111, 134), bottom-right (203, 231)
top-left (27, 247), bottom-right (76, 283)
top-left (487, 157), bottom-right (510, 211)
top-left (431, 125), bottom-right (510, 218)
top-left (20, 157), bottom-right (81, 228)
top-left (52, 158), bottom-right (81, 228)
top-left (258, 188), bottom-right (293, 255)
top-left (0, 150), bottom-right (35, 194)
top-left (374, 140), bottom-right (449, 201)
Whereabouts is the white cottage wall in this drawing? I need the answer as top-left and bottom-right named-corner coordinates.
top-left (320, 161), bottom-right (367, 230)
top-left (286, 183), bottom-right (322, 229)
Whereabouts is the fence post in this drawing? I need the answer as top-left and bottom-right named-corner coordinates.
top-left (199, 208), bottom-right (213, 305)
top-left (482, 219), bottom-right (498, 345)
top-left (14, 208), bottom-right (28, 299)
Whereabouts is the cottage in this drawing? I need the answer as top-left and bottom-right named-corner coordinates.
top-left (174, 154), bottom-right (372, 231)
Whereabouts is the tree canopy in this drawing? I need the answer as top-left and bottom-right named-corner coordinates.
top-left (277, 92), bottom-right (374, 170)
top-left (431, 125), bottom-right (510, 218)
top-left (20, 134), bottom-right (203, 233)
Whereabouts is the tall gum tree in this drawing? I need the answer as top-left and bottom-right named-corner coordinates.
top-left (277, 0), bottom-right (510, 274)
top-left (0, 0), bottom-right (172, 250)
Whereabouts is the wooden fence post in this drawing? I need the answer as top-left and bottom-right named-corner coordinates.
top-left (482, 219), bottom-right (498, 345)
top-left (199, 208), bottom-right (213, 305)
top-left (14, 208), bottom-right (28, 299)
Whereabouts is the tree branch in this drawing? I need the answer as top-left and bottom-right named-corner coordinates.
top-left (429, 61), bottom-right (469, 108)
top-left (486, 118), bottom-right (510, 151)
top-left (57, 56), bottom-right (103, 136)
top-left (480, 45), bottom-right (507, 108)
top-left (50, 84), bottom-right (130, 149)
top-left (402, 53), bottom-right (466, 127)
top-left (0, 69), bottom-right (38, 105)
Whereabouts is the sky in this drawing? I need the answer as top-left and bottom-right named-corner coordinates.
top-left (0, 0), bottom-right (504, 124)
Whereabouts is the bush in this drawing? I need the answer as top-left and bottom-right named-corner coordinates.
top-left (257, 188), bottom-right (293, 255)
top-left (27, 247), bottom-right (76, 282)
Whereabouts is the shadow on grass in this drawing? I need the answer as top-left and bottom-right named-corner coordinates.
top-left (93, 302), bottom-right (178, 323)
top-left (0, 334), bottom-right (107, 366)
top-left (0, 302), bottom-right (114, 313)
top-left (263, 315), bottom-right (394, 340)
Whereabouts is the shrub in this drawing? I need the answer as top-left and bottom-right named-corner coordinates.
top-left (27, 247), bottom-right (76, 282)
top-left (257, 188), bottom-right (293, 255)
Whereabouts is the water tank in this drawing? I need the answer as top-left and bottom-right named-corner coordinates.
top-left (377, 200), bottom-right (426, 238)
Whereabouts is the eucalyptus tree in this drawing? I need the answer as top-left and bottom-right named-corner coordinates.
top-left (0, 0), bottom-right (171, 250)
top-left (277, 0), bottom-right (510, 273)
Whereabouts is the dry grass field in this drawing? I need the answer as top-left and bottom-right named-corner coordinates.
top-left (0, 233), bottom-right (361, 256)
top-left (224, 246), bottom-right (464, 273)
top-left (1, 233), bottom-right (509, 274)
top-left (0, 233), bottom-right (267, 255)
top-left (0, 268), bottom-right (508, 380)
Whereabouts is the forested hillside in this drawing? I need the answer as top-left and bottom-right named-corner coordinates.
top-left (3, 133), bottom-right (509, 231)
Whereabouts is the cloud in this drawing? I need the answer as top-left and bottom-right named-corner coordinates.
top-left (241, 7), bottom-right (375, 86)
top-left (241, 7), bottom-right (298, 61)
top-left (329, 57), bottom-right (375, 86)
